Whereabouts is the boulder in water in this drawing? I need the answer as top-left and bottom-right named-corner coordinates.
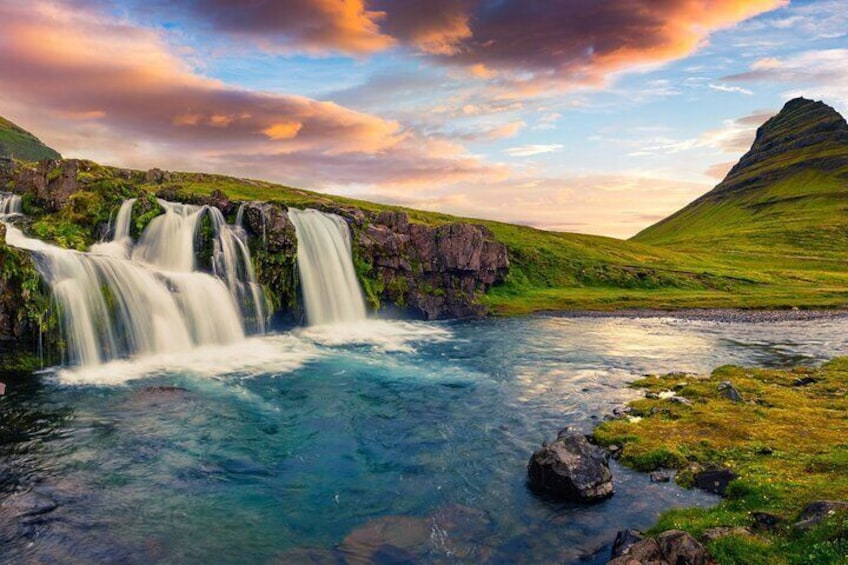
top-left (527, 428), bottom-right (614, 502)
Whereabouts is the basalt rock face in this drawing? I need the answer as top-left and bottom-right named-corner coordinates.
top-left (0, 224), bottom-right (47, 344)
top-left (240, 202), bottom-right (300, 316)
top-left (353, 210), bottom-right (509, 320)
top-left (1, 159), bottom-right (86, 212)
top-left (238, 203), bottom-right (509, 321)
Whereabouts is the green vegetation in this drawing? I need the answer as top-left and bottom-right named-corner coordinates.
top-left (594, 358), bottom-right (848, 563)
top-left (4, 98), bottom-right (848, 315)
top-left (0, 116), bottom-right (61, 161)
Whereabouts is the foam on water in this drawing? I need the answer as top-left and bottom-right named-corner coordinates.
top-left (50, 334), bottom-right (319, 385)
top-left (296, 319), bottom-right (452, 352)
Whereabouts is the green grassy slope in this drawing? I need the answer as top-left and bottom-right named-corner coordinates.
top-left (146, 170), bottom-right (785, 314)
top-left (0, 117), bottom-right (61, 161)
top-left (634, 98), bottom-right (848, 259)
top-left (5, 97), bottom-right (848, 315)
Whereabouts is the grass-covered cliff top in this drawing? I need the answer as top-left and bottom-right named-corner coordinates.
top-left (4, 96), bottom-right (848, 315)
top-left (5, 157), bottom-right (848, 316)
top-left (594, 357), bottom-right (848, 564)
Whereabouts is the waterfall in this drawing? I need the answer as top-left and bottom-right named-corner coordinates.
top-left (288, 209), bottom-right (367, 326)
top-left (113, 198), bottom-right (136, 241)
top-left (2, 198), bottom-right (268, 367)
top-left (0, 193), bottom-right (22, 215)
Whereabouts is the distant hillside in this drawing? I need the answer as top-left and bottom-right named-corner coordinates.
top-left (3, 104), bottom-right (848, 315)
top-left (633, 98), bottom-right (848, 257)
top-left (0, 117), bottom-right (61, 161)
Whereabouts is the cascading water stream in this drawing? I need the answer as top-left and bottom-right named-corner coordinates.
top-left (0, 192), bottom-right (22, 215)
top-left (288, 209), bottom-right (367, 326)
top-left (1, 197), bottom-right (268, 367)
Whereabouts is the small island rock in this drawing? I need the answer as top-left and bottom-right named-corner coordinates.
top-left (528, 428), bottom-right (614, 502)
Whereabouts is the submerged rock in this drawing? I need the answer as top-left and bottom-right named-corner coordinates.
top-left (610, 529), bottom-right (644, 558)
top-left (1, 488), bottom-right (58, 518)
top-left (338, 515), bottom-right (430, 561)
top-left (268, 547), bottom-right (345, 564)
top-left (528, 428), bottom-right (614, 502)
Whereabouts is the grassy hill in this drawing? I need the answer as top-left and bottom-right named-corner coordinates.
top-left (4, 98), bottom-right (848, 315)
top-left (0, 117), bottom-right (61, 162)
top-left (634, 98), bottom-right (848, 258)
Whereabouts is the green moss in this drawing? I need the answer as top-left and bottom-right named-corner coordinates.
top-left (594, 357), bottom-right (848, 564)
top-left (132, 193), bottom-right (164, 239)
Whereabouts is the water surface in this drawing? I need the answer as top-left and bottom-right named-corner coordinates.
top-left (2, 314), bottom-right (846, 564)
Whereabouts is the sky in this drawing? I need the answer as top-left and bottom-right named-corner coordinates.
top-left (0, 1), bottom-right (846, 238)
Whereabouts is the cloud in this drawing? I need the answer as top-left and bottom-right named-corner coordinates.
top-left (504, 144), bottom-right (563, 157)
top-left (709, 83), bottom-right (754, 95)
top-left (358, 174), bottom-right (710, 238)
top-left (0, 0), bottom-right (500, 189)
top-left (724, 49), bottom-right (848, 111)
top-left (417, 0), bottom-right (787, 90)
top-left (100, 0), bottom-right (784, 91)
top-left (136, 0), bottom-right (394, 55)
top-left (629, 110), bottom-right (774, 158)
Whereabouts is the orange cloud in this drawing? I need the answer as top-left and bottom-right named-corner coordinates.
top-left (139, 0), bottom-right (394, 55)
top-left (0, 1), bottom-right (404, 156)
top-left (0, 1), bottom-right (503, 192)
top-left (425, 0), bottom-right (789, 91)
top-left (147, 0), bottom-right (786, 88)
top-left (263, 122), bottom-right (304, 141)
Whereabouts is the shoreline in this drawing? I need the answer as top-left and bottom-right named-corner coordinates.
top-left (535, 307), bottom-right (848, 323)
top-left (591, 356), bottom-right (848, 563)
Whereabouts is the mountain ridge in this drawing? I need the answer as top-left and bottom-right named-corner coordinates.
top-left (0, 117), bottom-right (62, 162)
top-left (632, 97), bottom-right (848, 254)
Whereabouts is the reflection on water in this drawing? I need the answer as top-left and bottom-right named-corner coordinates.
top-left (1, 314), bottom-right (846, 563)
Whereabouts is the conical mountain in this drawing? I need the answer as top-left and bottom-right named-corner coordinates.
top-left (633, 98), bottom-right (848, 256)
top-left (0, 116), bottom-right (61, 162)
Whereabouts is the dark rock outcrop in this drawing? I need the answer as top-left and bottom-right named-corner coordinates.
top-left (607, 530), bottom-right (709, 565)
top-left (725, 97), bottom-right (848, 185)
top-left (717, 381), bottom-right (743, 402)
top-left (611, 529), bottom-right (645, 558)
top-left (701, 526), bottom-right (751, 543)
top-left (354, 210), bottom-right (509, 319)
top-left (656, 530), bottom-right (709, 565)
top-left (793, 500), bottom-right (848, 529)
top-left (241, 201), bottom-right (300, 314)
top-left (11, 159), bottom-right (84, 211)
top-left (693, 468), bottom-right (737, 496)
top-left (528, 428), bottom-right (614, 502)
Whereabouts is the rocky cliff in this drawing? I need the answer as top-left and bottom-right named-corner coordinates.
top-left (0, 158), bottom-right (510, 347)
top-left (236, 200), bottom-right (509, 320)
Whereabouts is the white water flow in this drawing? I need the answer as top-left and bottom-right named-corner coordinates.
top-left (0, 193), bottom-right (22, 215)
top-left (289, 209), bottom-right (367, 326)
top-left (2, 198), bottom-right (268, 367)
top-left (112, 198), bottom-right (136, 241)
